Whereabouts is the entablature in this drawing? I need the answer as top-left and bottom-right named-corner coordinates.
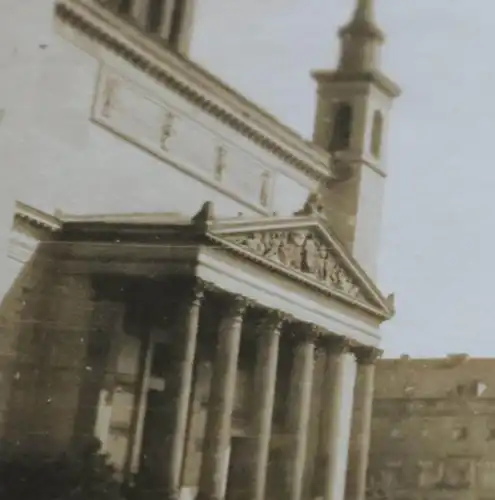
top-left (55, 202), bottom-right (392, 315)
top-left (12, 201), bottom-right (392, 347)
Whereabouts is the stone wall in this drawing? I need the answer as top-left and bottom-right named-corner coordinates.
top-left (0, 247), bottom-right (55, 448)
top-left (366, 356), bottom-right (495, 500)
top-left (0, 214), bottom-right (132, 455)
top-left (0, 245), bottom-right (96, 452)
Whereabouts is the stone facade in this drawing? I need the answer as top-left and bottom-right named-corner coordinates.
top-left (367, 355), bottom-right (495, 500)
top-left (0, 1), bottom-right (400, 500)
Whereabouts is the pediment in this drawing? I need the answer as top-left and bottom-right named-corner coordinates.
top-left (204, 214), bottom-right (393, 318)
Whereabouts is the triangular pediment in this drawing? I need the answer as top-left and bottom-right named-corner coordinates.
top-left (204, 214), bottom-right (393, 319)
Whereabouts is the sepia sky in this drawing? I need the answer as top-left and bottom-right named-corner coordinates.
top-left (190, 0), bottom-right (495, 358)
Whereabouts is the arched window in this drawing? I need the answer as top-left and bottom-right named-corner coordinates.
top-left (329, 102), bottom-right (353, 152)
top-left (371, 110), bottom-right (384, 158)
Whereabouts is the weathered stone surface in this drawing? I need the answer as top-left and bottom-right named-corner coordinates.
top-left (364, 356), bottom-right (495, 500)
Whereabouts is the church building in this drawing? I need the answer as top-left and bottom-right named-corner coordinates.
top-left (0, 1), bottom-right (400, 500)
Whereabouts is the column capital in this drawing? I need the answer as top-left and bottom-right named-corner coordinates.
top-left (225, 294), bottom-right (252, 318)
top-left (258, 309), bottom-right (287, 334)
top-left (187, 279), bottom-right (209, 305)
top-left (352, 346), bottom-right (383, 365)
top-left (195, 277), bottom-right (218, 294)
top-left (295, 323), bottom-right (323, 344)
top-left (323, 335), bottom-right (353, 356)
top-left (175, 277), bottom-right (215, 306)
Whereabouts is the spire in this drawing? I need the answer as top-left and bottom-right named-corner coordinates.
top-left (337, 0), bottom-right (385, 72)
top-left (339, 0), bottom-right (384, 41)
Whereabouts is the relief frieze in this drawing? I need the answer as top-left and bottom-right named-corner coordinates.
top-left (225, 229), bottom-right (363, 299)
top-left (93, 67), bottom-right (274, 210)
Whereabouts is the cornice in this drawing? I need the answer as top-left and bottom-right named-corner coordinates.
top-left (54, 0), bottom-right (336, 184)
top-left (311, 69), bottom-right (401, 99)
top-left (9, 203), bottom-right (62, 264)
top-left (14, 202), bottom-right (62, 233)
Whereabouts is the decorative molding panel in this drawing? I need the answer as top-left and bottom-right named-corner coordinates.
top-left (92, 66), bottom-right (275, 212)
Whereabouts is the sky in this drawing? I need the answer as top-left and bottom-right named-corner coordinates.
top-left (190, 0), bottom-right (495, 358)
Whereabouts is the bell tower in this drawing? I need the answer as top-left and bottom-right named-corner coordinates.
top-left (312, 0), bottom-right (401, 279)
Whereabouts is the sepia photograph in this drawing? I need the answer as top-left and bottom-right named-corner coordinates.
top-left (0, 0), bottom-right (490, 499)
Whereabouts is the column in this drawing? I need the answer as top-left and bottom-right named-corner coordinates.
top-left (164, 280), bottom-right (206, 500)
top-left (346, 347), bottom-right (381, 500)
top-left (198, 295), bottom-right (249, 500)
top-left (249, 310), bottom-right (284, 500)
top-left (287, 327), bottom-right (317, 500)
top-left (320, 338), bottom-right (358, 500)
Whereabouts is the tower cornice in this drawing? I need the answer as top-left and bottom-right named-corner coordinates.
top-left (311, 69), bottom-right (402, 99)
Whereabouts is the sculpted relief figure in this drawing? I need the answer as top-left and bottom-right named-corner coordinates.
top-left (332, 267), bottom-right (360, 297)
top-left (263, 232), bottom-right (284, 262)
top-left (301, 233), bottom-right (318, 273)
top-left (282, 231), bottom-right (305, 269)
top-left (244, 232), bottom-right (265, 254)
top-left (229, 230), bottom-right (362, 299)
top-left (318, 246), bottom-right (337, 282)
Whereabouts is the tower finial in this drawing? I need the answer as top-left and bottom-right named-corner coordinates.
top-left (337, 0), bottom-right (385, 72)
top-left (341, 0), bottom-right (384, 40)
top-left (355, 0), bottom-right (375, 24)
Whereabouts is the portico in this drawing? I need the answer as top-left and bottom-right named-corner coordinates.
top-left (47, 200), bottom-right (391, 500)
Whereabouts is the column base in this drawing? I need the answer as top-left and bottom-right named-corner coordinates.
top-left (195, 493), bottom-right (224, 500)
top-left (130, 487), bottom-right (180, 500)
top-left (311, 456), bottom-right (327, 498)
top-left (166, 489), bottom-right (181, 500)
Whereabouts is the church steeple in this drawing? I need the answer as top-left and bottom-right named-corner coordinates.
top-left (337, 0), bottom-right (385, 73)
top-left (310, 0), bottom-right (401, 279)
